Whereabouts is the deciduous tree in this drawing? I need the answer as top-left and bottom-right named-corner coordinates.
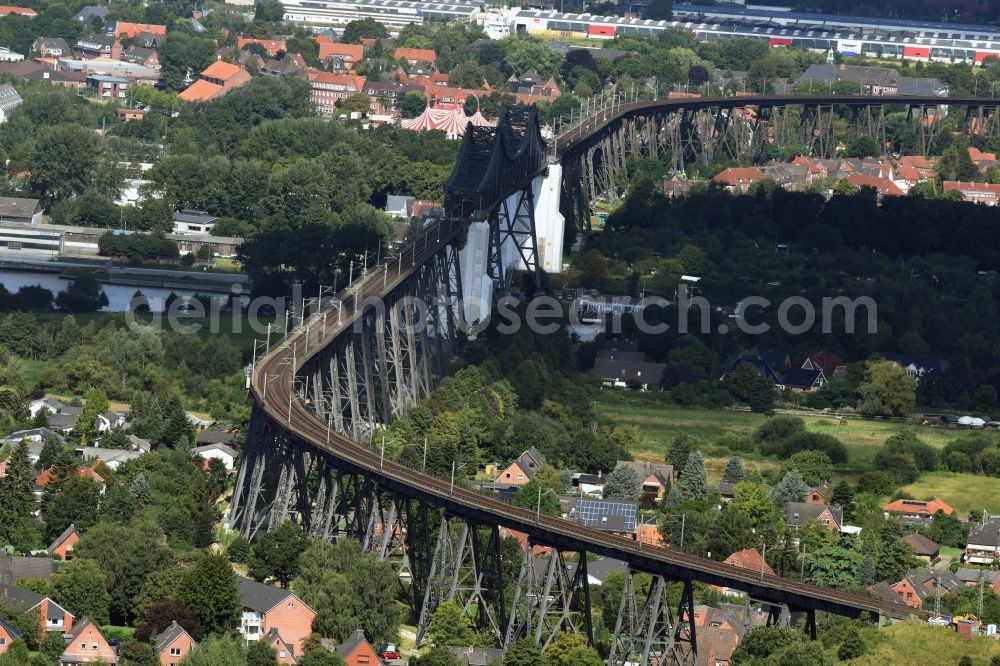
top-left (543, 632), bottom-right (603, 666)
top-left (427, 600), bottom-right (477, 647)
top-left (578, 249), bottom-right (609, 288)
top-left (248, 521), bottom-right (309, 588)
top-left (179, 553), bottom-right (240, 636)
top-left (51, 558), bottom-right (111, 625)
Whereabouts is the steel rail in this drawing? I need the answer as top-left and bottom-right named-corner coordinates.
top-left (249, 213), bottom-right (907, 621)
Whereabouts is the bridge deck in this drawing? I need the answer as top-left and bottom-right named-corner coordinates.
top-left (251, 214), bottom-right (908, 621)
top-left (554, 93), bottom-right (998, 156)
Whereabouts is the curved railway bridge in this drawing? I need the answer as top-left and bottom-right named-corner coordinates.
top-left (556, 93), bottom-right (1000, 234)
top-left (231, 100), bottom-right (922, 665)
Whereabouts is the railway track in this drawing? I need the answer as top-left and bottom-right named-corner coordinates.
top-left (250, 215), bottom-right (906, 621)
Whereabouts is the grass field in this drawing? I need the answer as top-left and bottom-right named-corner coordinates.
top-left (901, 472), bottom-right (1000, 515)
top-left (852, 620), bottom-right (1000, 665)
top-left (594, 394), bottom-right (956, 480)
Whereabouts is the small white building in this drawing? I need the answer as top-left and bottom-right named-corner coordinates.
top-left (190, 443), bottom-right (238, 470)
top-left (0, 83), bottom-right (21, 124)
top-left (172, 210), bottom-right (219, 235)
top-left (0, 48), bottom-right (24, 62)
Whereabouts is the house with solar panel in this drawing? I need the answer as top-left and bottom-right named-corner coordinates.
top-left (571, 498), bottom-right (638, 536)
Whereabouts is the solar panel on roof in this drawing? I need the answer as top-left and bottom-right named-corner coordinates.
top-left (576, 499), bottom-right (637, 532)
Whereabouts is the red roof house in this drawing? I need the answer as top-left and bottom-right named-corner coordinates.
top-left (0, 5), bottom-right (36, 16)
top-left (115, 21), bottom-right (167, 38)
top-left (236, 37), bottom-right (287, 56)
top-left (154, 620), bottom-right (196, 666)
top-left (60, 617), bottom-right (117, 664)
top-left (883, 497), bottom-right (954, 523)
top-left (334, 629), bottom-right (382, 666)
top-left (712, 167), bottom-right (768, 193)
top-left (394, 47), bottom-right (436, 65)
top-left (47, 524), bottom-right (80, 561)
top-left (844, 173), bottom-right (903, 197)
top-left (318, 42), bottom-right (364, 66)
top-left (0, 618), bottom-right (20, 654)
top-left (723, 548), bottom-right (774, 576)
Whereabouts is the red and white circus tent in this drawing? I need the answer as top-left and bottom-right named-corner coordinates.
top-left (400, 105), bottom-right (496, 139)
top-left (467, 107), bottom-right (495, 127)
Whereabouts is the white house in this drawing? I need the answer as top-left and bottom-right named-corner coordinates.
top-left (172, 210), bottom-right (219, 235)
top-left (28, 397), bottom-right (65, 419)
top-left (190, 443), bottom-right (238, 470)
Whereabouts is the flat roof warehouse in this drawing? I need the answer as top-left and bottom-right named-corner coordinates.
top-left (673, 3), bottom-right (1000, 38)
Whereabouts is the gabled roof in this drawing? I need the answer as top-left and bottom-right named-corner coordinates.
top-left (901, 569), bottom-right (962, 602)
top-left (0, 584), bottom-right (72, 621)
top-left (334, 629), bottom-right (370, 657)
top-left (0, 5), bottom-right (36, 16)
top-left (956, 568), bottom-right (1000, 585)
top-left (967, 517), bottom-right (1000, 547)
top-left (191, 442), bottom-right (238, 457)
top-left (237, 576), bottom-right (314, 615)
top-left (33, 37), bottom-right (70, 52)
top-left (155, 620), bottom-right (193, 654)
top-left (508, 447), bottom-right (545, 478)
top-left (901, 532), bottom-right (940, 556)
top-left (236, 37), bottom-right (287, 55)
top-left (178, 78), bottom-right (224, 102)
top-left (713, 167), bottom-right (766, 185)
top-left (723, 355), bottom-right (782, 383)
top-left (844, 174), bottom-right (904, 197)
top-left (196, 430), bottom-right (236, 445)
top-left (695, 624), bottom-right (740, 666)
top-left (0, 555), bottom-right (55, 585)
top-left (868, 581), bottom-right (908, 607)
top-left (883, 496), bottom-right (953, 516)
top-left (319, 42), bottom-right (364, 62)
top-left (803, 351), bottom-right (843, 377)
top-left (616, 460), bottom-right (672, 485)
top-left (73, 5), bottom-right (109, 22)
top-left (722, 548), bottom-right (774, 576)
top-left (116, 21), bottom-right (167, 37)
top-left (200, 60), bottom-right (243, 82)
top-left (784, 501), bottom-right (843, 529)
top-left (48, 523), bottom-right (78, 553)
top-left (35, 466), bottom-right (104, 488)
top-left (781, 367), bottom-right (824, 390)
top-left (0, 196), bottom-right (41, 218)
top-left (264, 628), bottom-right (294, 653)
top-left (0, 618), bottom-right (20, 640)
top-left (394, 47), bottom-right (436, 64)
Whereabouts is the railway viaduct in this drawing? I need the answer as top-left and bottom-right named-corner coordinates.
top-left (227, 95), bottom-right (962, 664)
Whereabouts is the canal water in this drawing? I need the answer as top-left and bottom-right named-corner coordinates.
top-left (0, 270), bottom-right (224, 312)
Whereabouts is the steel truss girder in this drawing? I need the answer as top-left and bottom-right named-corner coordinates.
top-left (294, 245), bottom-right (460, 445)
top-left (414, 518), bottom-right (506, 647)
top-left (487, 182), bottom-right (542, 295)
top-left (608, 573), bottom-right (697, 666)
top-left (503, 545), bottom-right (592, 654)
